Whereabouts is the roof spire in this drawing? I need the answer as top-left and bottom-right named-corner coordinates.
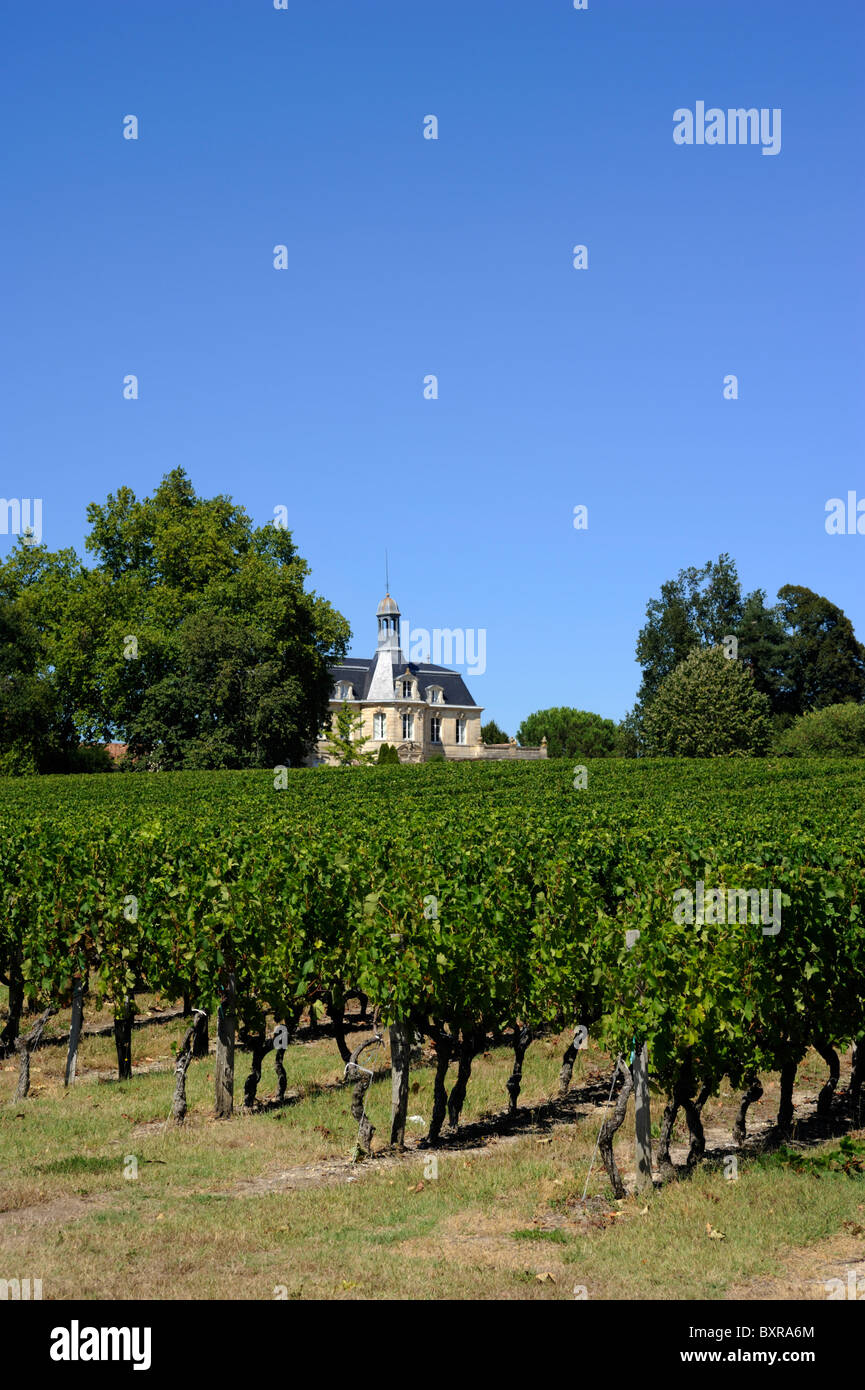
top-left (385, 549), bottom-right (389, 595)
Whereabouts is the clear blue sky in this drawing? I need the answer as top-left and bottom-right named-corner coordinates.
top-left (2, 0), bottom-right (863, 733)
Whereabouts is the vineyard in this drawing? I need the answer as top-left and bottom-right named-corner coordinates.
top-left (2, 757), bottom-right (864, 1203)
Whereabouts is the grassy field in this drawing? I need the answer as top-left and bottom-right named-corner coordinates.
top-left (2, 994), bottom-right (863, 1301)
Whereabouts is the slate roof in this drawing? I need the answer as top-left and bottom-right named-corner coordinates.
top-left (328, 657), bottom-right (479, 708)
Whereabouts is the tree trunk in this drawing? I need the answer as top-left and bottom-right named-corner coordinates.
top-left (13, 1005), bottom-right (57, 1100)
top-left (657, 1064), bottom-right (705, 1181)
top-left (64, 981), bottom-right (85, 1087)
top-left (850, 1037), bottom-right (865, 1124)
top-left (192, 1001), bottom-right (209, 1058)
top-left (388, 1020), bottom-right (410, 1149)
top-left (274, 1033), bottom-right (288, 1102)
top-left (598, 1056), bottom-right (633, 1199)
top-left (814, 1037), bottom-right (840, 1118)
top-left (447, 1033), bottom-right (478, 1133)
top-left (427, 1032), bottom-right (453, 1145)
top-left (172, 1010), bottom-right (207, 1123)
top-left (657, 1097), bottom-right (679, 1183)
top-left (733, 1074), bottom-right (763, 1145)
top-left (506, 1026), bottom-right (532, 1117)
top-left (243, 1037), bottom-right (270, 1110)
top-left (777, 1059), bottom-right (797, 1135)
top-left (214, 975), bottom-right (236, 1119)
top-left (327, 991), bottom-right (351, 1064)
top-left (558, 1026), bottom-right (581, 1098)
top-left (676, 1076), bottom-right (710, 1175)
top-left (114, 996), bottom-right (134, 1081)
top-left (683, 1092), bottom-right (707, 1173)
top-left (0, 952), bottom-right (24, 1059)
top-left (345, 1036), bottom-right (382, 1157)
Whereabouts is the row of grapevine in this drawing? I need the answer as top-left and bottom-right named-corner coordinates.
top-left (1, 758), bottom-right (863, 1184)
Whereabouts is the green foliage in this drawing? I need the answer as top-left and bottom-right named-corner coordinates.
top-left (635, 561), bottom-right (865, 725)
top-left (481, 720), bottom-right (509, 744)
top-left (736, 590), bottom-right (791, 715)
top-left (0, 593), bottom-right (77, 772)
top-left (776, 585), bottom-right (865, 712)
top-left (1, 757), bottom-right (863, 1118)
top-left (763, 1136), bottom-right (865, 1177)
top-left (376, 742), bottom-right (401, 765)
top-left (617, 709), bottom-right (645, 758)
top-left (642, 647), bottom-right (773, 757)
top-left (778, 701), bottom-right (865, 757)
top-left (325, 704), bottom-right (376, 766)
top-left (0, 470), bottom-right (350, 772)
top-left (635, 555), bottom-right (743, 708)
top-left (68, 745), bottom-right (114, 774)
top-left (516, 708), bottom-right (620, 759)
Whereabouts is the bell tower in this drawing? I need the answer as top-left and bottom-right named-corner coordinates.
top-left (376, 592), bottom-right (402, 655)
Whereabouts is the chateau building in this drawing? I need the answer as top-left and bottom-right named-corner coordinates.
top-left (312, 592), bottom-right (547, 765)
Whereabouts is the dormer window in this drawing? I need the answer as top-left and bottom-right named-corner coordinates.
top-left (428, 686), bottom-right (444, 704)
top-left (336, 682), bottom-right (353, 701)
top-left (402, 680), bottom-right (412, 699)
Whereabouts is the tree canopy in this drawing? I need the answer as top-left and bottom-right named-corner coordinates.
top-left (778, 701), bottom-right (865, 757)
top-left (634, 557), bottom-right (864, 726)
top-left (0, 470), bottom-right (350, 771)
top-left (481, 719), bottom-right (509, 744)
top-left (642, 647), bottom-right (772, 757)
top-left (517, 707), bottom-right (622, 759)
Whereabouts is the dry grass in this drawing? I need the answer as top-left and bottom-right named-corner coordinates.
top-left (1, 1004), bottom-right (863, 1300)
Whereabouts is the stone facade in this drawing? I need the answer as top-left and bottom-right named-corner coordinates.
top-left (310, 592), bottom-right (547, 766)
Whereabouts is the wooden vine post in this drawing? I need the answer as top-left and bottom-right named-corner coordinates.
top-left (64, 979), bottom-right (85, 1087)
top-left (628, 931), bottom-right (654, 1194)
top-left (633, 1041), bottom-right (653, 1193)
top-left (114, 995), bottom-right (134, 1081)
top-left (214, 973), bottom-right (236, 1119)
top-left (389, 1021), bottom-right (410, 1149)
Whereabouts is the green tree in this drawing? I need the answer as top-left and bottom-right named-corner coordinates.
top-left (735, 589), bottom-right (792, 716)
top-left (0, 543), bottom-right (91, 770)
top-left (635, 555), bottom-right (743, 708)
top-left (778, 701), bottom-right (865, 756)
top-left (617, 708), bottom-right (645, 758)
top-left (642, 647), bottom-right (772, 757)
top-left (0, 470), bottom-right (350, 770)
top-left (481, 720), bottom-right (509, 744)
top-left (516, 708), bottom-right (621, 758)
top-left (376, 742), bottom-right (401, 765)
top-left (776, 585), bottom-right (865, 713)
top-left (326, 703), bottom-right (376, 766)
